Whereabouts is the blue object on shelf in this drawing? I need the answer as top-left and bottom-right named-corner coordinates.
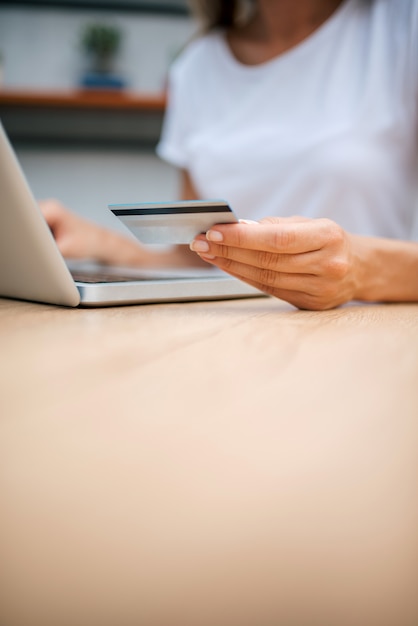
top-left (80, 73), bottom-right (127, 89)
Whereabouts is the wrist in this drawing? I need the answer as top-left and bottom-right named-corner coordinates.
top-left (351, 235), bottom-right (418, 303)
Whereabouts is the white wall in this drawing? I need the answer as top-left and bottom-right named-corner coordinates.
top-left (0, 6), bottom-right (193, 92)
top-left (0, 6), bottom-right (194, 227)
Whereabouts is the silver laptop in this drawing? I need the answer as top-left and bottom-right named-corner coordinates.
top-left (0, 122), bottom-right (262, 307)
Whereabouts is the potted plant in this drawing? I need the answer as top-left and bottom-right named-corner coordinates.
top-left (80, 23), bottom-right (126, 89)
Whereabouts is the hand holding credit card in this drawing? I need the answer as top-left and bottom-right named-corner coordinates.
top-left (109, 200), bottom-right (237, 245)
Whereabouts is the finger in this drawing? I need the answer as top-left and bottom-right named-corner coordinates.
top-left (55, 235), bottom-right (77, 258)
top-left (38, 202), bottom-right (56, 222)
top-left (201, 259), bottom-right (334, 310)
top-left (193, 239), bottom-right (321, 275)
top-left (204, 262), bottom-right (318, 309)
top-left (206, 218), bottom-right (338, 254)
top-left (38, 199), bottom-right (67, 230)
top-left (236, 278), bottom-right (328, 310)
top-left (200, 255), bottom-right (319, 293)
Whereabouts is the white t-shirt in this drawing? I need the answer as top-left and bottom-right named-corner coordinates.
top-left (157, 0), bottom-right (418, 239)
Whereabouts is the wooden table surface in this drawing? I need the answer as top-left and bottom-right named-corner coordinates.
top-left (1, 296), bottom-right (417, 626)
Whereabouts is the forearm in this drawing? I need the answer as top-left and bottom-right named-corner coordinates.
top-left (352, 235), bottom-right (418, 303)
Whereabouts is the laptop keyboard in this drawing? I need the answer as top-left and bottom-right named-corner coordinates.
top-left (69, 265), bottom-right (220, 284)
top-left (71, 271), bottom-right (154, 284)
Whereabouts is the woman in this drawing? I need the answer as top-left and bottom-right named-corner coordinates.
top-left (42, 0), bottom-right (418, 310)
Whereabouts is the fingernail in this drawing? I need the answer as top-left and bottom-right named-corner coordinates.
top-left (190, 240), bottom-right (210, 253)
top-left (239, 219), bottom-right (258, 225)
top-left (206, 230), bottom-right (223, 242)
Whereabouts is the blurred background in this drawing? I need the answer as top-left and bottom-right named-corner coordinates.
top-left (0, 0), bottom-right (194, 232)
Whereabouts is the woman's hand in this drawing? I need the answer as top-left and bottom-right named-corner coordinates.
top-left (190, 216), bottom-right (363, 310)
top-left (39, 198), bottom-right (207, 269)
top-left (39, 199), bottom-right (107, 261)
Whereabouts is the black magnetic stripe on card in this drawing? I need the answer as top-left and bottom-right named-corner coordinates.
top-left (111, 206), bottom-right (232, 216)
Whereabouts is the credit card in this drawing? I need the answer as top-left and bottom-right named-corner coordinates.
top-left (109, 200), bottom-right (238, 245)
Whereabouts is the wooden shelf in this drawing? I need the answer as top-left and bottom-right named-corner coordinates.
top-left (0, 89), bottom-right (166, 110)
top-left (0, 89), bottom-right (167, 148)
